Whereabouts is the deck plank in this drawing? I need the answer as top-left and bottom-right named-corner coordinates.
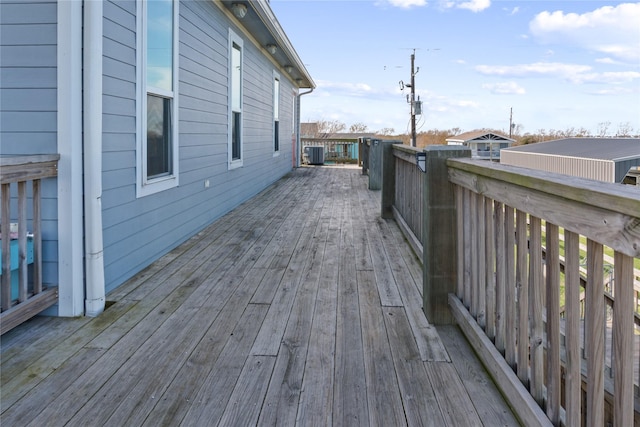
top-left (333, 236), bottom-right (369, 425)
top-left (384, 307), bottom-right (445, 427)
top-left (258, 202), bottom-right (329, 426)
top-left (0, 166), bottom-right (517, 427)
top-left (438, 325), bottom-right (520, 426)
top-left (296, 211), bottom-right (339, 425)
top-left (357, 269), bottom-right (407, 426)
top-left (180, 304), bottom-right (270, 427)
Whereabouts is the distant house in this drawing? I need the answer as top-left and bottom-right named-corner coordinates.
top-left (446, 131), bottom-right (515, 160)
top-left (1, 0), bottom-right (314, 318)
top-left (501, 138), bottom-right (640, 183)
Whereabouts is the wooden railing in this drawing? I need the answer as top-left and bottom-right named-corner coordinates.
top-left (1, 154), bottom-right (59, 334)
top-left (301, 138), bottom-right (359, 164)
top-left (383, 145), bottom-right (640, 426)
top-left (390, 145), bottom-right (424, 260)
top-left (448, 159), bottom-right (639, 426)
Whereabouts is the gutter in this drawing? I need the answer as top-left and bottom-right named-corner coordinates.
top-left (82, 0), bottom-right (106, 317)
top-left (296, 88), bottom-right (314, 167)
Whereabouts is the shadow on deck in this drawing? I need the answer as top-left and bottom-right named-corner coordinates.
top-left (1, 166), bottom-right (518, 426)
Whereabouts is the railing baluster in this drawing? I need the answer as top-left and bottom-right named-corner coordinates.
top-left (586, 239), bottom-right (605, 427)
top-left (494, 201), bottom-right (504, 350)
top-left (565, 229), bottom-right (581, 426)
top-left (613, 251), bottom-right (634, 426)
top-left (456, 185), bottom-right (464, 299)
top-left (18, 181), bottom-right (28, 303)
top-left (515, 210), bottom-right (529, 385)
top-left (470, 191), bottom-right (478, 318)
top-left (545, 222), bottom-right (561, 424)
top-left (485, 198), bottom-right (495, 340)
top-left (529, 215), bottom-right (544, 405)
top-left (1, 184), bottom-right (11, 311)
top-left (33, 179), bottom-right (42, 293)
top-left (477, 193), bottom-right (486, 329)
top-left (504, 205), bottom-right (516, 368)
top-left (463, 188), bottom-right (472, 309)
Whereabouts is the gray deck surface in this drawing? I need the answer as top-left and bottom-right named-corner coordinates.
top-left (1, 166), bottom-right (519, 426)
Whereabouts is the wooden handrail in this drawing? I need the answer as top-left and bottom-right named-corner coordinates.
top-left (385, 145), bottom-right (639, 425)
top-left (446, 158), bottom-right (639, 426)
top-left (1, 154), bottom-right (59, 334)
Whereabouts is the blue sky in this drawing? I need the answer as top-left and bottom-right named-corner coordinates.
top-left (270, 0), bottom-right (640, 136)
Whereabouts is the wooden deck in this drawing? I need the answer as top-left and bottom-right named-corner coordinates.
top-left (1, 166), bottom-right (518, 426)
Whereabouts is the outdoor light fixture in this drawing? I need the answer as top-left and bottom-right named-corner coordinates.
top-left (231, 3), bottom-right (247, 19)
top-left (416, 152), bottom-right (426, 173)
top-left (266, 44), bottom-right (277, 55)
top-left (284, 65), bottom-right (293, 73)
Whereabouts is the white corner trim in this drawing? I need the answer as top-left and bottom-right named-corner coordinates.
top-left (57, 0), bottom-right (84, 316)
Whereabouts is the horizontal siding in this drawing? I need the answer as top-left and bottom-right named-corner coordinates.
top-left (101, 0), bottom-right (297, 291)
top-left (0, 1), bottom-right (59, 283)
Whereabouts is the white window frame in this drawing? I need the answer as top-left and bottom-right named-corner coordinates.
top-left (136, 0), bottom-right (180, 198)
top-left (228, 28), bottom-right (243, 170)
top-left (273, 70), bottom-right (280, 156)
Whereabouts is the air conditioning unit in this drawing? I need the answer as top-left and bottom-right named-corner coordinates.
top-left (306, 146), bottom-right (324, 165)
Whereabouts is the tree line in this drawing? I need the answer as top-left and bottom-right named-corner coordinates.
top-left (305, 119), bottom-right (638, 147)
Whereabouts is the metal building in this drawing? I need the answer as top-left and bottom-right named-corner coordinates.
top-left (500, 138), bottom-right (640, 183)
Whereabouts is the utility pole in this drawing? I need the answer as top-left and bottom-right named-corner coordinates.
top-left (509, 107), bottom-right (513, 139)
top-left (410, 50), bottom-right (417, 147)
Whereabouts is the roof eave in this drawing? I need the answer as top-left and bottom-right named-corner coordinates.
top-left (220, 0), bottom-right (315, 89)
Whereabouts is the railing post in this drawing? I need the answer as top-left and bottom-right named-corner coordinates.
top-left (422, 146), bottom-right (470, 325)
top-left (368, 139), bottom-right (382, 189)
top-left (381, 140), bottom-right (400, 219)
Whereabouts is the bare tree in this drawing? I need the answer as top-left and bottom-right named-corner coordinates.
top-left (349, 122), bottom-right (369, 133)
top-left (376, 127), bottom-right (395, 136)
top-left (617, 121), bottom-right (633, 137)
top-left (316, 119), bottom-right (346, 137)
top-left (597, 121), bottom-right (611, 137)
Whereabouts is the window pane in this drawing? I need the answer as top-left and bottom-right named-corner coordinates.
top-left (274, 120), bottom-right (279, 152)
top-left (274, 78), bottom-right (279, 120)
top-left (232, 111), bottom-right (241, 160)
top-left (147, 0), bottom-right (173, 91)
top-left (147, 94), bottom-right (172, 178)
top-left (231, 43), bottom-right (241, 111)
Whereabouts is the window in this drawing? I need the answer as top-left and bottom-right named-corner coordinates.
top-left (273, 73), bottom-right (280, 154)
top-left (137, 0), bottom-right (179, 197)
top-left (229, 29), bottom-right (243, 169)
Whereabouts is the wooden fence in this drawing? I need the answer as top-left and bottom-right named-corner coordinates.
top-left (1, 154), bottom-right (59, 334)
top-left (301, 138), bottom-right (359, 164)
top-left (382, 145), bottom-right (640, 426)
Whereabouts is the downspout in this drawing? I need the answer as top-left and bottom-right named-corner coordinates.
top-left (82, 0), bottom-right (106, 317)
top-left (296, 88), bottom-right (314, 168)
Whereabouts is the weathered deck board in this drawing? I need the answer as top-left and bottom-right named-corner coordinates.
top-left (1, 166), bottom-right (517, 426)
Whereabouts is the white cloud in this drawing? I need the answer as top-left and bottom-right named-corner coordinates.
top-left (591, 86), bottom-right (636, 96)
top-left (383, 0), bottom-right (427, 8)
top-left (317, 80), bottom-right (374, 95)
top-left (529, 3), bottom-right (640, 63)
top-left (482, 81), bottom-right (526, 95)
top-left (440, 0), bottom-right (490, 12)
top-left (573, 71), bottom-right (640, 85)
top-left (475, 62), bottom-right (640, 85)
top-left (475, 62), bottom-right (592, 80)
top-left (457, 0), bottom-right (490, 12)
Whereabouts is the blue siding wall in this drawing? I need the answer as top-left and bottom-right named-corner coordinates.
top-left (0, 0), bottom-right (59, 284)
top-left (101, 0), bottom-right (297, 292)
